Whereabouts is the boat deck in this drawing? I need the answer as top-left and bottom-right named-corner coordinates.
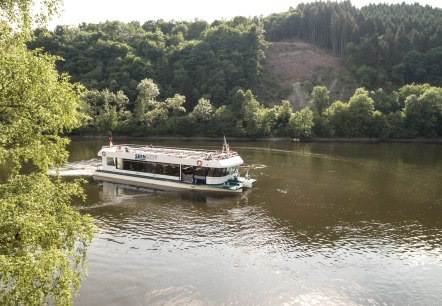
top-left (102, 144), bottom-right (238, 161)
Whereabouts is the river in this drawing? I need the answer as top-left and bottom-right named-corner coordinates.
top-left (67, 139), bottom-right (442, 305)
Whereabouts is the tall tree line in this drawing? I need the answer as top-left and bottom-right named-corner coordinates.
top-left (262, 1), bottom-right (442, 88)
top-left (29, 17), bottom-right (266, 110)
top-left (77, 78), bottom-right (442, 139)
top-left (31, 2), bottom-right (442, 103)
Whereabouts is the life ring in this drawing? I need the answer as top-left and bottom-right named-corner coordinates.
top-left (196, 160), bottom-right (202, 167)
top-left (102, 151), bottom-right (106, 157)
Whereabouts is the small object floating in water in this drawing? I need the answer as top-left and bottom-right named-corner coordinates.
top-left (93, 138), bottom-right (256, 193)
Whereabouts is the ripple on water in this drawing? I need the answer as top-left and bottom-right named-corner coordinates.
top-left (79, 187), bottom-right (442, 306)
top-left (89, 187), bottom-right (442, 263)
top-left (71, 142), bottom-right (442, 305)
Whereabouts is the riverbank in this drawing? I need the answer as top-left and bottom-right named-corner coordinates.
top-left (69, 135), bottom-right (442, 144)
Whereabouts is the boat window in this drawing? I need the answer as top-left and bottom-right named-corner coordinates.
top-left (139, 162), bottom-right (147, 172)
top-left (123, 160), bottom-right (134, 171)
top-left (122, 160), bottom-right (142, 172)
top-left (164, 164), bottom-right (180, 177)
top-left (154, 163), bottom-right (165, 175)
top-left (145, 162), bottom-right (155, 173)
top-left (227, 167), bottom-right (237, 175)
top-left (212, 168), bottom-right (222, 177)
top-left (207, 168), bottom-right (215, 177)
top-left (118, 160), bottom-right (180, 177)
top-left (133, 161), bottom-right (141, 172)
top-left (194, 167), bottom-right (207, 176)
top-left (220, 168), bottom-right (227, 176)
top-left (182, 166), bottom-right (193, 175)
top-left (106, 157), bottom-right (115, 166)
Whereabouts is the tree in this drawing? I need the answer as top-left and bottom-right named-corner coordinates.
top-left (385, 111), bottom-right (407, 138)
top-left (192, 98), bottom-right (214, 122)
top-left (96, 106), bottom-right (119, 133)
top-left (425, 47), bottom-right (442, 85)
top-left (80, 89), bottom-right (102, 126)
top-left (397, 83), bottom-right (431, 110)
top-left (289, 108), bottom-right (314, 137)
top-left (311, 111), bottom-right (331, 137)
top-left (165, 94), bottom-right (186, 134)
top-left (186, 19), bottom-right (209, 40)
top-left (0, 1), bottom-right (94, 305)
top-left (81, 89), bottom-right (129, 132)
top-left (370, 110), bottom-right (389, 138)
top-left (370, 88), bottom-right (399, 114)
top-left (145, 102), bottom-right (168, 132)
top-left (261, 107), bottom-right (278, 136)
top-left (346, 88), bottom-right (375, 136)
top-left (324, 100), bottom-right (350, 136)
top-left (400, 50), bottom-right (426, 84)
top-left (211, 105), bottom-right (238, 136)
top-left (356, 65), bottom-right (383, 89)
top-left (230, 89), bottom-right (262, 136)
top-left (275, 100), bottom-right (293, 136)
top-left (134, 78), bottom-right (160, 121)
top-left (309, 85), bottom-right (330, 114)
top-left (404, 87), bottom-right (442, 137)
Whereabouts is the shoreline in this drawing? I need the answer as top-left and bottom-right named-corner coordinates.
top-left (69, 135), bottom-right (442, 144)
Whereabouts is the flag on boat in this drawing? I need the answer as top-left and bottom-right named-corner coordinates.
top-left (223, 135), bottom-right (230, 154)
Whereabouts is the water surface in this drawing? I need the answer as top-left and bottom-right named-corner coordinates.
top-left (69, 140), bottom-right (442, 305)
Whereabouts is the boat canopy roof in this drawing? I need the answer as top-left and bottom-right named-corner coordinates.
top-left (99, 144), bottom-right (240, 163)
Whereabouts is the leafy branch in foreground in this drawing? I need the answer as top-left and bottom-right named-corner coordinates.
top-left (0, 174), bottom-right (94, 305)
top-left (1, 1), bottom-right (95, 304)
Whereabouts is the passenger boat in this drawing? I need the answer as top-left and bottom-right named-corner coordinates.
top-left (93, 139), bottom-right (256, 193)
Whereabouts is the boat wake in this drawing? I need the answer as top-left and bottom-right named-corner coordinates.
top-left (48, 158), bottom-right (101, 177)
top-left (249, 163), bottom-right (267, 169)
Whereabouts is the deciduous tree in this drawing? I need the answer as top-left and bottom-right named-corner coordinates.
top-left (309, 85), bottom-right (330, 114)
top-left (0, 1), bottom-right (95, 305)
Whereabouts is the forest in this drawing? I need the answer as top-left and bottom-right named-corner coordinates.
top-left (28, 1), bottom-right (442, 138)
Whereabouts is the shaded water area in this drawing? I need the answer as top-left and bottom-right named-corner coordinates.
top-left (68, 139), bottom-right (442, 305)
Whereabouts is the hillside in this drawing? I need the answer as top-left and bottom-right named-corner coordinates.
top-left (262, 40), bottom-right (358, 109)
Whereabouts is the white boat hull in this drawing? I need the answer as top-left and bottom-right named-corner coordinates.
top-left (93, 170), bottom-right (245, 193)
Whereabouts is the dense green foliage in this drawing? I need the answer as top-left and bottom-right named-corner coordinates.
top-left (263, 1), bottom-right (442, 88)
top-left (29, 17), bottom-right (266, 109)
top-left (0, 1), bottom-right (95, 304)
top-left (28, 1), bottom-right (442, 138)
top-left (77, 79), bottom-right (442, 138)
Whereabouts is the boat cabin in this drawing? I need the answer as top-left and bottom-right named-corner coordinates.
top-left (97, 144), bottom-right (246, 188)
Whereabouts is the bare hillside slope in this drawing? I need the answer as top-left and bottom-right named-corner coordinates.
top-left (262, 40), bottom-right (358, 109)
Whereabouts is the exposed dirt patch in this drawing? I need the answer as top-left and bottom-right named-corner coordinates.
top-left (262, 39), bottom-right (358, 109)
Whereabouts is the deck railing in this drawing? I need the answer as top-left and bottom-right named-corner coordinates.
top-left (101, 144), bottom-right (238, 161)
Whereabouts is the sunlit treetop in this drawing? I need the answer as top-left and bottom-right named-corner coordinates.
top-left (0, 0), bottom-right (62, 27)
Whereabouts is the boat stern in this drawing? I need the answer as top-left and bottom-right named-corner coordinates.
top-left (238, 177), bottom-right (256, 188)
